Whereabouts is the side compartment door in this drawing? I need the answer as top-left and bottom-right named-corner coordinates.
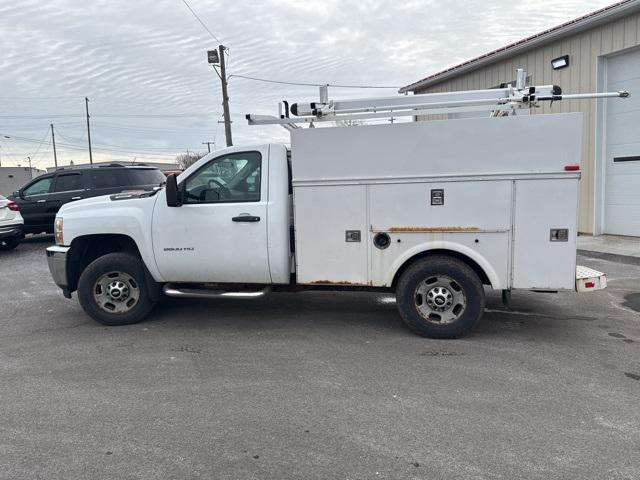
top-left (512, 178), bottom-right (578, 290)
top-left (152, 148), bottom-right (271, 283)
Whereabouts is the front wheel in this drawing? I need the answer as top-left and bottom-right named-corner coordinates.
top-left (0, 236), bottom-right (20, 250)
top-left (395, 256), bottom-right (485, 339)
top-left (77, 253), bottom-right (156, 326)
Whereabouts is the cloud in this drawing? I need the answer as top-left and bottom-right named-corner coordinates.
top-left (0, 0), bottom-right (613, 168)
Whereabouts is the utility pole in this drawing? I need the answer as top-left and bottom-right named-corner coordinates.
top-left (26, 156), bottom-right (32, 178)
top-left (201, 141), bottom-right (215, 153)
top-left (218, 45), bottom-right (233, 147)
top-left (0, 134), bottom-right (10, 167)
top-left (85, 97), bottom-right (93, 164)
top-left (50, 123), bottom-right (58, 169)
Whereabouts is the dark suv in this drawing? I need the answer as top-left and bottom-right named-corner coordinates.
top-left (9, 164), bottom-right (166, 234)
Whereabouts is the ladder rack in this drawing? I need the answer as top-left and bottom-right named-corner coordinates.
top-left (246, 69), bottom-right (629, 130)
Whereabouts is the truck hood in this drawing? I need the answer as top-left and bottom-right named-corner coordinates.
top-left (59, 190), bottom-right (160, 216)
top-left (58, 188), bottom-right (163, 250)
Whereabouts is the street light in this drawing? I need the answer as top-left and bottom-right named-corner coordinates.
top-left (207, 49), bottom-right (220, 65)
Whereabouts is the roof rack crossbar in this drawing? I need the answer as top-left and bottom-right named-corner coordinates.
top-left (247, 69), bottom-right (629, 130)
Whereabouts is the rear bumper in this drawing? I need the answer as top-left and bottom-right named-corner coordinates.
top-left (576, 265), bottom-right (607, 292)
top-left (0, 223), bottom-right (23, 240)
top-left (46, 246), bottom-right (72, 298)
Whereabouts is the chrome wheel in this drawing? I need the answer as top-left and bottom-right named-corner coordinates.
top-left (414, 275), bottom-right (466, 324)
top-left (93, 271), bottom-right (140, 314)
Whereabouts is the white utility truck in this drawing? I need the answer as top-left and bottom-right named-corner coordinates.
top-left (46, 70), bottom-right (627, 338)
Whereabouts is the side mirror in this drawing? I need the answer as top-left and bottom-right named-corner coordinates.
top-left (13, 190), bottom-right (22, 198)
top-left (165, 174), bottom-right (181, 207)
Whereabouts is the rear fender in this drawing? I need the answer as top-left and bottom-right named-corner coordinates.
top-left (387, 241), bottom-right (502, 289)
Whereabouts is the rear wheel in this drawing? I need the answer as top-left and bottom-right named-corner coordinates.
top-left (77, 253), bottom-right (156, 326)
top-left (395, 256), bottom-right (485, 338)
top-left (0, 237), bottom-right (20, 250)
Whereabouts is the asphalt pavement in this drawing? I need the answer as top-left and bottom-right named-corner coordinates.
top-left (1, 235), bottom-right (639, 479)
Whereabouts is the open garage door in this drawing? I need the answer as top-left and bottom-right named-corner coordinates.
top-left (604, 48), bottom-right (640, 236)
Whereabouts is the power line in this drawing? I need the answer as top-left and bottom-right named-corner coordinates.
top-left (1, 131), bottom-right (196, 157)
top-left (54, 126), bottom-right (200, 152)
top-left (2, 144), bottom-right (177, 163)
top-left (90, 121), bottom-right (216, 135)
top-left (27, 129), bottom-right (50, 163)
top-left (0, 114), bottom-right (85, 119)
top-left (54, 127), bottom-right (86, 143)
top-left (96, 113), bottom-right (216, 118)
top-left (0, 95), bottom-right (83, 100)
top-left (178, 0), bottom-right (403, 107)
top-left (177, 2), bottom-right (399, 92)
top-left (11, 123), bottom-right (219, 140)
top-left (31, 144), bottom-right (52, 167)
top-left (0, 143), bottom-right (20, 167)
top-left (0, 112), bottom-right (216, 119)
top-left (228, 74), bottom-right (401, 89)
top-left (181, 0), bottom-right (221, 43)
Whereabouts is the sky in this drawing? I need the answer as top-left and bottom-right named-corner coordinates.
top-left (0, 0), bottom-right (615, 170)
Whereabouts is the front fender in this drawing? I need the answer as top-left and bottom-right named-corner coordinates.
top-left (61, 194), bottom-right (163, 281)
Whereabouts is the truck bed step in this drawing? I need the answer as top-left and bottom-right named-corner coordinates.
top-left (576, 265), bottom-right (607, 292)
top-left (163, 284), bottom-right (271, 299)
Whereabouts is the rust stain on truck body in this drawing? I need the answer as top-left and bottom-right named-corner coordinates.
top-left (372, 226), bottom-right (481, 233)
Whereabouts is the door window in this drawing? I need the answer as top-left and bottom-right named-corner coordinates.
top-left (90, 169), bottom-right (166, 189)
top-left (53, 173), bottom-right (83, 192)
top-left (23, 176), bottom-right (53, 196)
top-left (126, 169), bottom-right (165, 186)
top-left (183, 152), bottom-right (262, 204)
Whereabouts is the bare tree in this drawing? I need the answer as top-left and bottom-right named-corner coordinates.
top-left (175, 152), bottom-right (205, 170)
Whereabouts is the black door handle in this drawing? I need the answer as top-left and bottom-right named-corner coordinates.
top-left (232, 215), bottom-right (260, 222)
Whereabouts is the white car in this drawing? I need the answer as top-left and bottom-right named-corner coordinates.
top-left (0, 194), bottom-right (24, 250)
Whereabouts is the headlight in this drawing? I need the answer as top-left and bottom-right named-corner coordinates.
top-left (55, 217), bottom-right (64, 245)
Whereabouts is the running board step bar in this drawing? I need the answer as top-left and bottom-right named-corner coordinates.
top-left (163, 284), bottom-right (271, 299)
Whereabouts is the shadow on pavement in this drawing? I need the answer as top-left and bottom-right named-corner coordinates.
top-left (131, 289), bottom-right (581, 341)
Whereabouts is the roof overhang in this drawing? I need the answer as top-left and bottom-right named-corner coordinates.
top-left (400, 0), bottom-right (640, 93)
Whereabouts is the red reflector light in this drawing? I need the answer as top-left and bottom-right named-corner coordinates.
top-left (585, 281), bottom-right (595, 288)
top-left (7, 201), bottom-right (19, 211)
top-left (564, 165), bottom-right (580, 171)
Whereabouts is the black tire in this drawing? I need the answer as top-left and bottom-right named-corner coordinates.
top-left (77, 252), bottom-right (156, 326)
top-left (395, 256), bottom-right (485, 339)
top-left (0, 237), bottom-right (20, 251)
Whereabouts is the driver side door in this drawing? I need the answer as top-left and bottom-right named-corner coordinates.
top-left (16, 174), bottom-right (55, 232)
top-left (152, 147), bottom-right (271, 284)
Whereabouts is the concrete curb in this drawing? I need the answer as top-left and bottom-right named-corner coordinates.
top-left (578, 249), bottom-right (640, 266)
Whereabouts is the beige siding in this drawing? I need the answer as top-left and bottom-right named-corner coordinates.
top-left (415, 12), bottom-right (640, 233)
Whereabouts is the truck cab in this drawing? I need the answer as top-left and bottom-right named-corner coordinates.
top-left (151, 144), bottom-right (291, 284)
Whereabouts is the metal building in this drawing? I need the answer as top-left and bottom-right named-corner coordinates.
top-left (401, 0), bottom-right (640, 236)
top-left (0, 167), bottom-right (46, 196)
